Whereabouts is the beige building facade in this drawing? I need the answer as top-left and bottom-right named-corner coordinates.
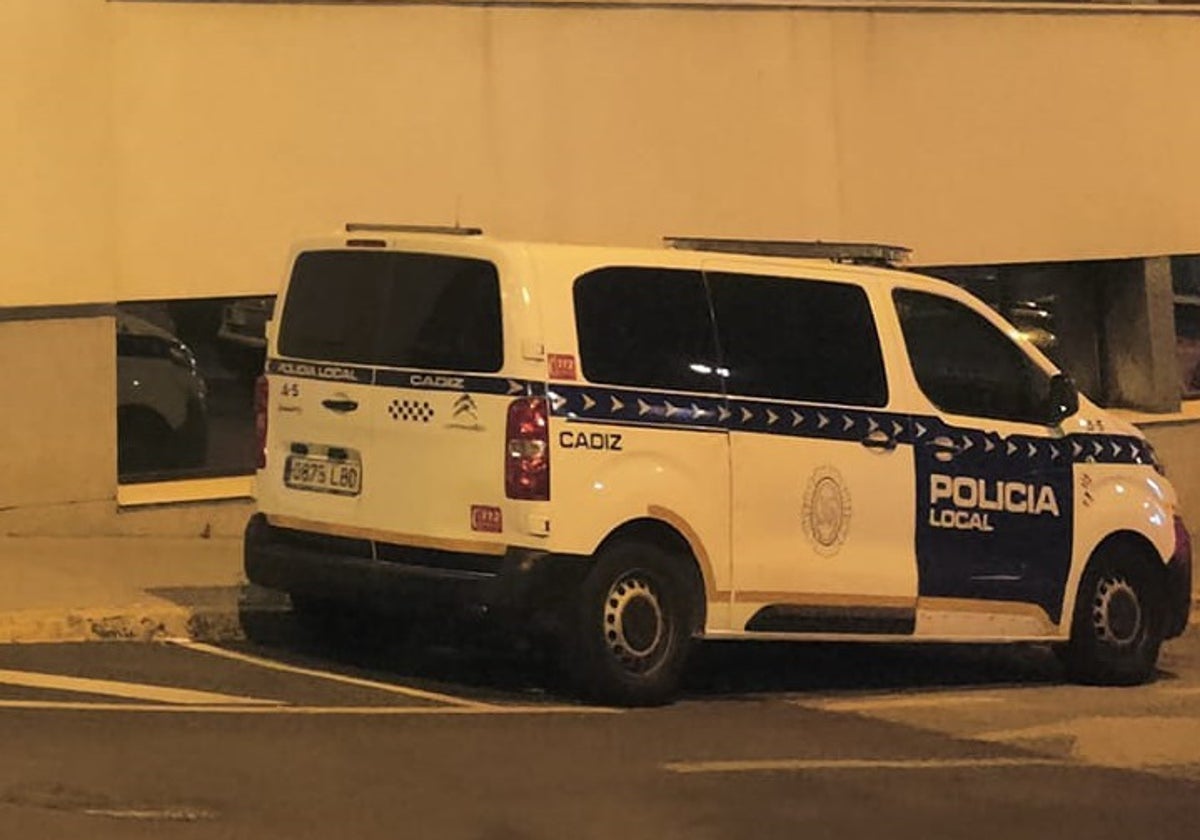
top-left (2, 0), bottom-right (1199, 534)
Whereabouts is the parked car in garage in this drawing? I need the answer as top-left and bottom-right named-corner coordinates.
top-left (116, 312), bottom-right (209, 477)
top-left (216, 296), bottom-right (273, 381)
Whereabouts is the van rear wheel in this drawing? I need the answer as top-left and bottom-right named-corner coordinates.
top-left (563, 541), bottom-right (694, 707)
top-left (1058, 547), bottom-right (1163, 686)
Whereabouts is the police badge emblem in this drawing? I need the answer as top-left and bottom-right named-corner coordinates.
top-left (802, 466), bottom-right (852, 556)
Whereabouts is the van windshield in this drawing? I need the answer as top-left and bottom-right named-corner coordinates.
top-left (278, 250), bottom-right (503, 372)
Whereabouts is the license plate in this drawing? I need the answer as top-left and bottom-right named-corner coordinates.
top-left (284, 455), bottom-right (362, 496)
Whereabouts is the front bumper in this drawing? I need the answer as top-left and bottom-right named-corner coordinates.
top-left (243, 513), bottom-right (588, 627)
top-left (1164, 516), bottom-right (1193, 639)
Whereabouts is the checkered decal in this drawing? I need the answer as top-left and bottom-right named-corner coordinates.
top-left (388, 399), bottom-right (435, 423)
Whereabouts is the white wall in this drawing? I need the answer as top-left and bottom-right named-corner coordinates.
top-left (0, 317), bottom-right (116, 512)
top-left (104, 3), bottom-right (1200, 302)
top-left (4, 2), bottom-right (1199, 301)
top-left (0, 2), bottom-right (115, 307)
top-left (0, 3), bottom-right (118, 529)
top-left (4, 2), bottom-right (1200, 537)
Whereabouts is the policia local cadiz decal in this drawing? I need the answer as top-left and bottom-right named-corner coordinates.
top-left (915, 418), bottom-right (1073, 624)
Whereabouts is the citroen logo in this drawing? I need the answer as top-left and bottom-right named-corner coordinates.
top-left (452, 393), bottom-right (478, 422)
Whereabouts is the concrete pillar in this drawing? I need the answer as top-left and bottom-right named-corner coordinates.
top-left (1100, 257), bottom-right (1181, 413)
top-left (0, 313), bottom-right (117, 525)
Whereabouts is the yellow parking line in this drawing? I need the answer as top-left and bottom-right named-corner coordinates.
top-left (796, 693), bottom-right (1005, 713)
top-left (663, 757), bottom-right (1065, 774)
top-left (1155, 686), bottom-right (1200, 696)
top-left (0, 700), bottom-right (617, 715)
top-left (172, 640), bottom-right (500, 709)
top-left (0, 668), bottom-right (279, 706)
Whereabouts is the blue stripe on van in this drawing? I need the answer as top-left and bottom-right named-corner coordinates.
top-left (375, 368), bottom-right (544, 396)
top-left (548, 384), bottom-right (903, 442)
top-left (547, 385), bottom-right (727, 432)
top-left (266, 358), bottom-right (374, 385)
top-left (547, 383), bottom-right (1153, 467)
top-left (266, 358), bottom-right (1152, 467)
top-left (266, 357), bottom-right (544, 396)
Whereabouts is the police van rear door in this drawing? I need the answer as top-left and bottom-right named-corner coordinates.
top-left (264, 248), bottom-right (383, 527)
top-left (364, 244), bottom-right (523, 549)
top-left (263, 241), bottom-right (531, 548)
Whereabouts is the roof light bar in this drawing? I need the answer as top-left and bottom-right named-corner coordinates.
top-left (664, 236), bottom-right (911, 266)
top-left (345, 223), bottom-right (484, 236)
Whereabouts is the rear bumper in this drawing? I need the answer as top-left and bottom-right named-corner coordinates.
top-left (243, 513), bottom-right (588, 627)
top-left (1164, 516), bottom-right (1193, 639)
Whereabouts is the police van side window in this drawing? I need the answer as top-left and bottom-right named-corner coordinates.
top-left (894, 289), bottom-right (1053, 425)
top-left (278, 251), bottom-right (503, 372)
top-left (573, 267), bottom-right (719, 392)
top-left (707, 273), bottom-right (888, 407)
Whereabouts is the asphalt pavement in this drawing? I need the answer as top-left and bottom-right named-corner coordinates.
top-left (0, 627), bottom-right (1198, 838)
top-left (0, 534), bottom-right (1198, 838)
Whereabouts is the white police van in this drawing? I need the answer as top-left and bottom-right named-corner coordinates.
top-left (245, 225), bottom-right (1192, 706)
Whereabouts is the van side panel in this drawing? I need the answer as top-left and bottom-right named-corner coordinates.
top-left (547, 413), bottom-right (732, 631)
top-left (702, 267), bottom-right (919, 635)
top-left (535, 250), bottom-right (733, 632)
top-left (1060, 463), bottom-right (1177, 633)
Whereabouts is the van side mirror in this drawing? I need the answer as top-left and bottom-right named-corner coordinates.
top-left (1046, 373), bottom-right (1078, 425)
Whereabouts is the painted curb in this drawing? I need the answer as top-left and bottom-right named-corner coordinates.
top-left (0, 593), bottom-right (1193, 646)
top-left (0, 602), bottom-right (287, 645)
top-left (0, 604), bottom-right (195, 645)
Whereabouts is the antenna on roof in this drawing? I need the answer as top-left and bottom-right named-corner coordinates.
top-left (663, 236), bottom-right (910, 267)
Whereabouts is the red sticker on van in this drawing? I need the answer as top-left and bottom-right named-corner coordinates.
top-left (548, 354), bottom-right (577, 380)
top-left (470, 505), bottom-right (503, 533)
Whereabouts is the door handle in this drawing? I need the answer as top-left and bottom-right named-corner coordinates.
top-left (322, 398), bottom-right (359, 413)
top-left (860, 430), bottom-right (898, 451)
top-left (929, 435), bottom-right (959, 462)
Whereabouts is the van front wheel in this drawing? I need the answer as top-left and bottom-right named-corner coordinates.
top-left (564, 541), bottom-right (694, 707)
top-left (1058, 548), bottom-right (1163, 686)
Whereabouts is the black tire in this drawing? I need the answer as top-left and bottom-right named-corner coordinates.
top-left (1058, 547), bottom-right (1164, 686)
top-left (117, 408), bottom-right (174, 475)
top-left (562, 540), bottom-right (696, 707)
top-left (290, 594), bottom-right (410, 651)
top-left (290, 595), bottom-right (363, 644)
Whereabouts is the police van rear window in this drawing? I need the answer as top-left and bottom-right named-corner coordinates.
top-left (278, 251), bottom-right (503, 372)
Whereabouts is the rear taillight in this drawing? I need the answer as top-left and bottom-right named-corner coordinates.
top-left (505, 397), bottom-right (550, 501)
top-left (254, 375), bottom-right (269, 470)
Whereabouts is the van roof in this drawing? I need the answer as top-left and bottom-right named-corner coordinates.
top-left (298, 229), bottom-right (956, 295)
